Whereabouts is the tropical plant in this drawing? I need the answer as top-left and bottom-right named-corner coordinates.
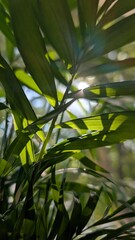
top-left (0, 0), bottom-right (135, 239)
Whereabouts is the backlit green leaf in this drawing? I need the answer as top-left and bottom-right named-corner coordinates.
top-left (67, 81), bottom-right (135, 100)
top-left (56, 111), bottom-right (135, 131)
top-left (52, 112), bottom-right (135, 151)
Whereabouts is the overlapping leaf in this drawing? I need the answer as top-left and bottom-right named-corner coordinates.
top-left (52, 111), bottom-right (135, 152)
top-left (56, 111), bottom-right (135, 132)
top-left (77, 0), bottom-right (99, 39)
top-left (37, 0), bottom-right (79, 67)
top-left (0, 55), bottom-right (36, 121)
top-left (67, 81), bottom-right (135, 100)
top-left (83, 13), bottom-right (135, 61)
top-left (9, 0), bottom-right (57, 107)
top-left (98, 0), bottom-right (135, 28)
top-left (0, 2), bottom-right (14, 43)
top-left (78, 58), bottom-right (135, 77)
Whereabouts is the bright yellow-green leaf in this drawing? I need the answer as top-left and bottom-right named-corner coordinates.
top-left (56, 111), bottom-right (135, 131)
top-left (67, 81), bottom-right (135, 100)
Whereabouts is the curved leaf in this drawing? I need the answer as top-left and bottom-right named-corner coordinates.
top-left (76, 189), bottom-right (102, 234)
top-left (56, 111), bottom-right (135, 132)
top-left (52, 111), bottom-right (135, 151)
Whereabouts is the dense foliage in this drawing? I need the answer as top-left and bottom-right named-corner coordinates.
top-left (0, 0), bottom-right (135, 239)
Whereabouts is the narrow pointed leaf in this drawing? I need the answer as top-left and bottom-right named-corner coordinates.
top-left (85, 14), bottom-right (135, 60)
top-left (77, 190), bottom-right (101, 234)
top-left (97, 0), bottom-right (116, 19)
top-left (78, 58), bottom-right (135, 77)
top-left (51, 111), bottom-right (135, 151)
top-left (98, 0), bottom-right (135, 28)
top-left (0, 55), bottom-right (36, 121)
top-left (56, 111), bottom-right (135, 132)
top-left (80, 156), bottom-right (108, 173)
top-left (0, 3), bottom-right (14, 43)
top-left (77, 0), bottom-right (99, 37)
top-left (67, 81), bottom-right (135, 100)
top-left (9, 0), bottom-right (57, 106)
top-left (15, 70), bottom-right (42, 95)
top-left (68, 193), bottom-right (82, 238)
top-left (101, 222), bottom-right (135, 240)
top-left (37, 0), bottom-right (78, 66)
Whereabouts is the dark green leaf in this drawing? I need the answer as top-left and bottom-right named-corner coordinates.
top-left (101, 222), bottom-right (135, 240)
top-left (97, 0), bottom-right (116, 19)
top-left (0, 3), bottom-right (14, 43)
top-left (78, 58), bottom-right (135, 77)
top-left (0, 102), bottom-right (8, 110)
top-left (77, 189), bottom-right (101, 234)
top-left (0, 55), bottom-right (36, 122)
top-left (98, 0), bottom-right (135, 28)
top-left (77, 0), bottom-right (99, 38)
top-left (84, 14), bottom-right (135, 60)
top-left (68, 193), bottom-right (82, 238)
top-left (38, 0), bottom-right (79, 67)
top-left (9, 0), bottom-right (57, 107)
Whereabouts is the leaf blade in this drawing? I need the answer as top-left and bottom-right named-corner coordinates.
top-left (9, 0), bottom-right (57, 106)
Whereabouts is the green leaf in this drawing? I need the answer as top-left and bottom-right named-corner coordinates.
top-left (97, 0), bottom-right (116, 19)
top-left (68, 193), bottom-right (82, 238)
top-left (98, 0), bottom-right (135, 28)
top-left (101, 222), bottom-right (135, 240)
top-left (78, 58), bottom-right (135, 77)
top-left (9, 0), bottom-right (57, 107)
top-left (0, 158), bottom-right (12, 176)
top-left (15, 70), bottom-right (42, 96)
top-left (103, 14), bottom-right (135, 54)
top-left (78, 155), bottom-right (108, 173)
top-left (37, 0), bottom-right (78, 67)
top-left (56, 111), bottom-right (135, 131)
top-left (77, 189), bottom-right (101, 234)
top-left (77, 0), bottom-right (99, 38)
top-left (84, 14), bottom-right (135, 60)
top-left (52, 111), bottom-right (135, 151)
top-left (0, 2), bottom-right (14, 43)
top-left (0, 55), bottom-right (36, 122)
top-left (2, 99), bottom-right (75, 173)
top-left (67, 81), bottom-right (135, 100)
top-left (90, 196), bottom-right (135, 228)
top-left (78, 229), bottom-right (112, 240)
